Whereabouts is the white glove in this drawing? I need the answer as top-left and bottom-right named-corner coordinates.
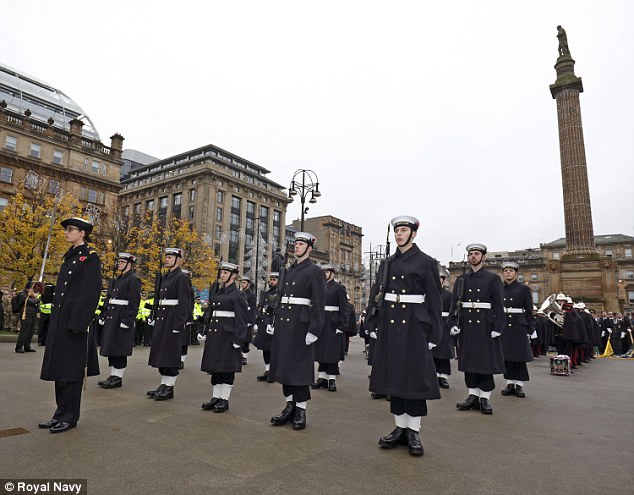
top-left (197, 333), bottom-right (207, 343)
top-left (171, 329), bottom-right (180, 334)
top-left (335, 329), bottom-right (343, 334)
top-left (607, 328), bottom-right (612, 334)
top-left (98, 318), bottom-right (105, 326)
top-left (428, 342), bottom-right (437, 350)
top-left (232, 343), bottom-right (241, 349)
top-left (147, 318), bottom-right (155, 326)
top-left (450, 326), bottom-right (460, 336)
top-left (305, 332), bottom-right (318, 345)
top-left (369, 331), bottom-right (377, 340)
top-left (529, 331), bottom-right (538, 340)
top-left (491, 331), bottom-right (502, 338)
top-left (253, 324), bottom-right (258, 331)
top-left (266, 324), bottom-right (274, 335)
top-left (120, 323), bottom-right (129, 329)
top-left (621, 332), bottom-right (626, 338)
top-left (601, 331), bottom-right (605, 337)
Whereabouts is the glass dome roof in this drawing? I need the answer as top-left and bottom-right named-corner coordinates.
top-left (0, 62), bottom-right (100, 141)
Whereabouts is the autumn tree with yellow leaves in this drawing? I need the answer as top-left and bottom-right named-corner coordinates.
top-left (0, 186), bottom-right (81, 289)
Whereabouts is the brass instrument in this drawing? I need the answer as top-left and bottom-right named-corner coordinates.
top-left (539, 294), bottom-right (564, 329)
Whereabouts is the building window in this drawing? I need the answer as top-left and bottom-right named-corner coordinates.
top-left (5, 135), bottom-right (17, 151)
top-left (146, 199), bottom-right (155, 211)
top-left (231, 212), bottom-right (240, 226)
top-left (518, 274), bottom-right (525, 283)
top-left (217, 191), bottom-right (224, 204)
top-left (30, 142), bottom-right (41, 158)
top-left (625, 248), bottom-right (633, 258)
top-left (52, 150), bottom-right (64, 165)
top-left (92, 160), bottom-right (100, 174)
top-left (0, 197), bottom-right (8, 213)
top-left (158, 197), bottom-right (168, 224)
top-left (172, 193), bottom-right (182, 218)
top-left (190, 189), bottom-right (196, 202)
top-left (231, 196), bottom-right (241, 210)
top-left (552, 252), bottom-right (560, 260)
top-left (605, 249), bottom-right (613, 257)
top-left (102, 164), bottom-right (108, 177)
top-left (189, 205), bottom-right (195, 220)
top-left (215, 224), bottom-right (223, 240)
top-left (48, 179), bottom-right (60, 195)
top-left (134, 203), bottom-right (141, 214)
top-left (214, 243), bottom-right (221, 257)
top-left (626, 272), bottom-right (634, 280)
top-left (532, 291), bottom-right (540, 304)
top-left (124, 205), bottom-right (130, 218)
top-left (628, 291), bottom-right (634, 304)
top-left (531, 273), bottom-right (538, 281)
top-left (0, 167), bottom-right (13, 183)
top-left (216, 207), bottom-right (223, 223)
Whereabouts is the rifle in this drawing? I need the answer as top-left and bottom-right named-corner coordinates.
top-left (450, 256), bottom-right (467, 325)
top-left (203, 257), bottom-right (223, 327)
top-left (370, 224), bottom-right (392, 318)
top-left (270, 241), bottom-right (290, 327)
top-left (148, 269), bottom-right (162, 325)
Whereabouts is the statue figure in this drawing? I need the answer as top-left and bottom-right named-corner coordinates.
top-left (557, 25), bottom-right (570, 57)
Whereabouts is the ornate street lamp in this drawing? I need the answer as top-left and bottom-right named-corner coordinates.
top-left (287, 169), bottom-right (320, 232)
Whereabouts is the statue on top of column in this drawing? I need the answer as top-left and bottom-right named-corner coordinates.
top-left (557, 25), bottom-right (571, 57)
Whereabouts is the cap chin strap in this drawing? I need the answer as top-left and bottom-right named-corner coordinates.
top-left (166, 258), bottom-right (179, 270)
top-left (118, 260), bottom-right (131, 273)
top-left (296, 244), bottom-right (310, 259)
top-left (396, 230), bottom-right (414, 248)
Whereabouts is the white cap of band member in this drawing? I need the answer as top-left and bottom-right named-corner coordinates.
top-left (165, 247), bottom-right (183, 257)
top-left (269, 272), bottom-right (279, 278)
top-left (573, 302), bottom-right (586, 309)
top-left (390, 216), bottom-right (420, 231)
top-left (241, 275), bottom-right (252, 282)
top-left (294, 232), bottom-right (316, 247)
top-left (555, 293), bottom-right (567, 300)
top-left (501, 261), bottom-right (519, 271)
top-left (219, 261), bottom-right (239, 273)
top-left (321, 263), bottom-right (338, 272)
top-left (466, 243), bottom-right (487, 254)
top-left (60, 217), bottom-right (94, 235)
top-left (118, 252), bottom-right (136, 263)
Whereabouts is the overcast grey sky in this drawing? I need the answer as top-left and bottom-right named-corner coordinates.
top-left (2, 1), bottom-right (633, 265)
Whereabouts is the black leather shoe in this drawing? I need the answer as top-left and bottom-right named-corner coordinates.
top-left (501, 384), bottom-right (516, 396)
top-left (202, 398), bottom-right (220, 410)
top-left (456, 394), bottom-right (481, 410)
top-left (256, 371), bottom-right (269, 382)
top-left (154, 385), bottom-right (174, 401)
top-left (271, 402), bottom-right (296, 425)
top-left (50, 421), bottom-right (77, 433)
top-left (15, 348), bottom-right (24, 353)
top-left (101, 376), bottom-right (122, 389)
top-left (213, 399), bottom-right (229, 413)
top-left (38, 419), bottom-right (59, 429)
top-left (515, 385), bottom-right (525, 398)
top-left (241, 356), bottom-right (248, 365)
top-left (292, 408), bottom-right (306, 430)
top-left (438, 377), bottom-right (450, 389)
top-left (371, 392), bottom-right (387, 400)
top-left (480, 398), bottom-right (493, 415)
top-left (147, 384), bottom-right (165, 398)
top-left (24, 347), bottom-right (36, 352)
top-left (310, 378), bottom-right (327, 389)
top-left (405, 428), bottom-right (424, 456)
top-left (178, 362), bottom-right (184, 370)
top-left (266, 374), bottom-right (275, 383)
top-left (327, 379), bottom-right (337, 392)
top-left (378, 427), bottom-right (407, 448)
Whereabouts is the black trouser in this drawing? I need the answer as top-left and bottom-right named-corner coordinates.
top-left (390, 397), bottom-right (428, 417)
top-left (16, 314), bottom-right (37, 350)
top-left (464, 372), bottom-right (495, 392)
top-left (262, 349), bottom-right (271, 364)
top-left (38, 314), bottom-right (50, 345)
top-left (433, 357), bottom-right (451, 375)
top-left (108, 356), bottom-right (128, 369)
top-left (143, 322), bottom-right (152, 345)
top-left (211, 372), bottom-right (235, 385)
top-left (134, 320), bottom-right (144, 345)
top-left (53, 381), bottom-right (83, 424)
top-left (503, 361), bottom-right (529, 381)
top-left (158, 367), bottom-right (179, 377)
top-left (282, 384), bottom-right (310, 403)
top-left (317, 362), bottom-right (340, 375)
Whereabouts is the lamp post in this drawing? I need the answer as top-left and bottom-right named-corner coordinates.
top-left (287, 169), bottom-right (320, 232)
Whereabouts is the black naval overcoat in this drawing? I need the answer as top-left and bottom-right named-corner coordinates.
top-left (100, 270), bottom-right (142, 357)
top-left (40, 244), bottom-right (102, 382)
top-left (243, 288), bottom-right (257, 344)
top-left (501, 280), bottom-right (535, 363)
top-left (449, 267), bottom-right (506, 375)
top-left (270, 258), bottom-right (326, 386)
top-left (432, 288), bottom-right (454, 360)
top-left (369, 244), bottom-right (442, 400)
top-left (253, 285), bottom-right (278, 351)
top-left (201, 282), bottom-right (248, 373)
top-left (148, 267), bottom-right (192, 368)
top-left (314, 279), bottom-right (349, 364)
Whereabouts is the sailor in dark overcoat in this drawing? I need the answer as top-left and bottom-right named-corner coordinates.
top-left (368, 216), bottom-right (442, 457)
top-left (311, 264), bottom-right (349, 392)
top-left (499, 262), bottom-right (535, 399)
top-left (146, 248), bottom-right (192, 401)
top-left (450, 243), bottom-right (505, 416)
top-left (253, 272), bottom-right (279, 382)
top-left (269, 232), bottom-right (326, 431)
top-left (98, 253), bottom-right (142, 389)
top-left (199, 262), bottom-right (248, 413)
top-left (39, 217), bottom-right (102, 433)
top-left (432, 266), bottom-right (454, 389)
top-left (239, 275), bottom-right (257, 365)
